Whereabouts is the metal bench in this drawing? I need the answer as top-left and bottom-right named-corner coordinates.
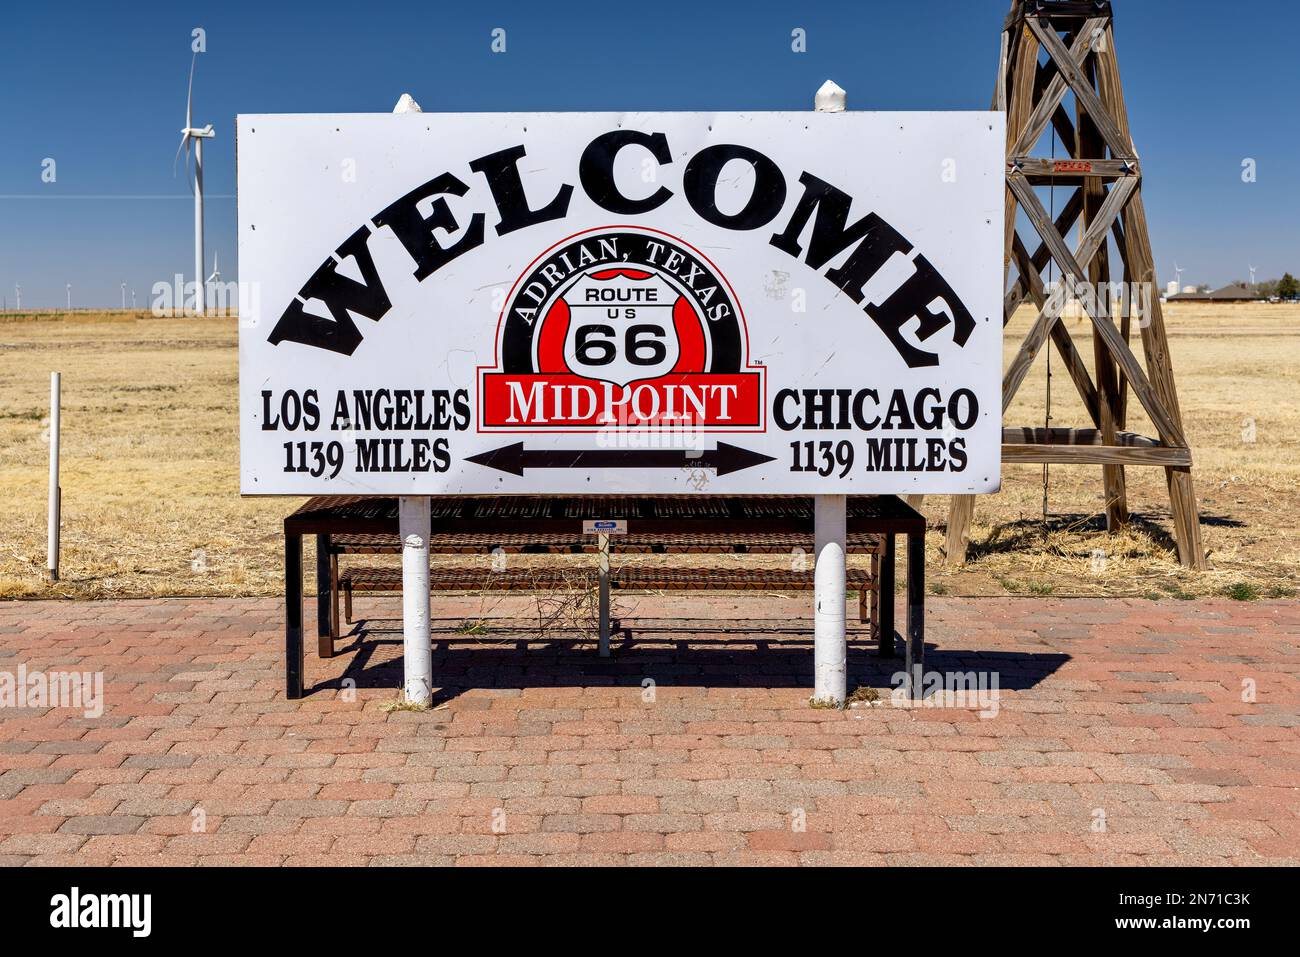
top-left (282, 495), bottom-right (925, 699)
top-left (324, 523), bottom-right (886, 639)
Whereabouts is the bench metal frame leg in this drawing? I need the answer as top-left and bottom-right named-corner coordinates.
top-left (330, 553), bottom-right (340, 641)
top-left (906, 528), bottom-right (926, 700)
top-left (285, 532), bottom-right (304, 699)
top-left (315, 533), bottom-right (333, 658)
top-left (878, 533), bottom-right (896, 657)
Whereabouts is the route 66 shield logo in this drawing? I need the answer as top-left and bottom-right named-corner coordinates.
top-left (480, 226), bottom-right (764, 431)
top-left (560, 270), bottom-right (680, 387)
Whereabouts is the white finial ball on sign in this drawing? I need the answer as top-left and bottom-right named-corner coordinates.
top-left (393, 93), bottom-right (423, 114)
top-left (815, 80), bottom-right (846, 113)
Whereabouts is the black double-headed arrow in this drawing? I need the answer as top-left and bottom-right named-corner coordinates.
top-left (465, 442), bottom-right (775, 477)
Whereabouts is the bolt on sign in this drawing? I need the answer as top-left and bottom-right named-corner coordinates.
top-left (238, 112), bottom-right (1004, 495)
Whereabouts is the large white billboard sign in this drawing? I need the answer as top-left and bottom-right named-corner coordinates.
top-left (238, 111), bottom-right (1003, 495)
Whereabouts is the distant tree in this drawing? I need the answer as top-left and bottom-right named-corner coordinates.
top-left (1255, 279), bottom-right (1278, 298)
top-left (1278, 273), bottom-right (1299, 300)
top-left (1196, 283), bottom-right (1211, 293)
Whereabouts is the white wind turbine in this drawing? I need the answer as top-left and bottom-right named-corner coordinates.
top-left (206, 251), bottom-right (221, 314)
top-left (175, 51), bottom-right (215, 317)
top-left (1249, 265), bottom-right (1257, 287)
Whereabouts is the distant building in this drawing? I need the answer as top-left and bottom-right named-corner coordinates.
top-left (1165, 280), bottom-right (1180, 298)
top-left (1167, 283), bottom-right (1264, 303)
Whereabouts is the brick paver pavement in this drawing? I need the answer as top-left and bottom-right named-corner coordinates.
top-left (0, 594), bottom-right (1296, 866)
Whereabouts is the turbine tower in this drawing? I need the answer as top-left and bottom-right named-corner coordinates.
top-left (121, 281), bottom-right (127, 310)
top-left (1174, 262), bottom-right (1184, 287)
top-left (1249, 265), bottom-right (1257, 287)
top-left (65, 283), bottom-right (71, 310)
top-left (13, 284), bottom-right (19, 310)
top-left (175, 52), bottom-right (215, 316)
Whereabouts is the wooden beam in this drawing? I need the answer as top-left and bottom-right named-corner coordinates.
top-left (1007, 173), bottom-right (1188, 449)
top-left (1001, 173), bottom-right (1135, 412)
top-left (1094, 20), bottom-right (1204, 568)
top-left (950, 6), bottom-right (1044, 571)
top-left (1011, 17), bottom-right (1108, 157)
top-left (1001, 426), bottom-right (1193, 465)
top-left (945, 494), bottom-right (976, 567)
top-left (1031, 58), bottom-right (1080, 151)
top-left (1017, 0), bottom-right (1113, 22)
top-left (994, 28), bottom-right (1010, 112)
top-left (1027, 17), bottom-right (1135, 161)
top-left (1009, 232), bottom-right (1102, 428)
top-left (1002, 444), bottom-right (1190, 467)
top-left (1003, 427), bottom-right (1163, 447)
top-left (1014, 158), bottom-right (1137, 180)
top-left (1076, 54), bottom-right (1129, 531)
top-left (1005, 188), bottom-right (1084, 318)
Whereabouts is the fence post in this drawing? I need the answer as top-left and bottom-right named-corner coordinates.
top-left (47, 372), bottom-right (61, 582)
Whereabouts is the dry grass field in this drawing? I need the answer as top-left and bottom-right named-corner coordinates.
top-left (1, 303), bottom-right (1297, 601)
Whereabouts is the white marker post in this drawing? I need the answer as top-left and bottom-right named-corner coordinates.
top-left (47, 372), bottom-right (61, 582)
top-left (812, 81), bottom-right (848, 705)
top-left (393, 92), bottom-right (434, 706)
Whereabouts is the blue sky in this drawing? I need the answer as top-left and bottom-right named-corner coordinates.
top-left (1, 0), bottom-right (1296, 308)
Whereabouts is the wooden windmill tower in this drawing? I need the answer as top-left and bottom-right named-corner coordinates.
top-left (944, 0), bottom-right (1206, 570)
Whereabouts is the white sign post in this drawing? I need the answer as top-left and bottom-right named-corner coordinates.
top-left (391, 93), bottom-right (433, 706)
top-left (238, 104), bottom-right (1004, 699)
top-left (812, 81), bottom-right (848, 706)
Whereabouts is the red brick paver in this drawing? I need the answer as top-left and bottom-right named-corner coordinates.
top-left (0, 594), bottom-right (1296, 866)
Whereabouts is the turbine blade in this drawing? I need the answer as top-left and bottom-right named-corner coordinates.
top-left (173, 132), bottom-right (188, 175)
top-left (186, 52), bottom-right (196, 129)
top-left (180, 138), bottom-right (195, 195)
